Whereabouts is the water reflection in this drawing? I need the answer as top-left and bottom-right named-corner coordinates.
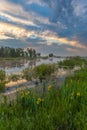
top-left (0, 58), bottom-right (64, 74)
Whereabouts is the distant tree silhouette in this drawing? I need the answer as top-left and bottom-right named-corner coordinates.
top-left (0, 46), bottom-right (37, 59)
top-left (49, 53), bottom-right (53, 57)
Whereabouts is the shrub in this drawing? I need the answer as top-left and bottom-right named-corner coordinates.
top-left (0, 70), bottom-right (6, 92)
top-left (22, 68), bottom-right (33, 81)
top-left (33, 64), bottom-right (56, 82)
top-left (9, 74), bottom-right (20, 81)
top-left (58, 56), bottom-right (87, 69)
top-left (0, 82), bottom-right (5, 92)
top-left (0, 70), bottom-right (5, 82)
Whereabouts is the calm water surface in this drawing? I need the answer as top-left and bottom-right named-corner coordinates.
top-left (0, 58), bottom-right (65, 74)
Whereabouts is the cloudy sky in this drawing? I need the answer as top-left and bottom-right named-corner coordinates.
top-left (0, 0), bottom-right (87, 56)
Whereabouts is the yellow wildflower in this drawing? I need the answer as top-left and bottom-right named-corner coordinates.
top-left (47, 85), bottom-right (52, 91)
top-left (20, 91), bottom-right (25, 98)
top-left (36, 100), bottom-right (39, 105)
top-left (20, 90), bottom-right (24, 95)
top-left (36, 98), bottom-right (44, 105)
top-left (27, 91), bottom-right (30, 94)
top-left (36, 98), bottom-right (41, 104)
top-left (26, 91), bottom-right (30, 95)
top-left (77, 92), bottom-right (81, 97)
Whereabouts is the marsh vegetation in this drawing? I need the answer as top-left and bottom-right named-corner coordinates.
top-left (0, 56), bottom-right (87, 130)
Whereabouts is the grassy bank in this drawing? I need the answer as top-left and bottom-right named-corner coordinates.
top-left (0, 57), bottom-right (26, 61)
top-left (58, 56), bottom-right (87, 69)
top-left (0, 67), bottom-right (87, 130)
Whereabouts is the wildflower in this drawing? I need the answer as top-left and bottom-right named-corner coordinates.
top-left (21, 91), bottom-right (25, 97)
top-left (77, 92), bottom-right (81, 97)
top-left (36, 98), bottom-right (41, 105)
top-left (26, 91), bottom-right (30, 95)
top-left (27, 91), bottom-right (30, 94)
top-left (21, 90), bottom-right (24, 95)
top-left (47, 85), bottom-right (52, 91)
top-left (36, 98), bottom-right (44, 105)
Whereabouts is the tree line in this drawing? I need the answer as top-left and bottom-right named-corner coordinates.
top-left (0, 46), bottom-right (40, 58)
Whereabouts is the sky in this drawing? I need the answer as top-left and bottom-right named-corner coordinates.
top-left (0, 0), bottom-right (87, 56)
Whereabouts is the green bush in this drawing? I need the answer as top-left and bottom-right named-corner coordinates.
top-left (0, 70), bottom-right (5, 82)
top-left (0, 82), bottom-right (5, 92)
top-left (58, 56), bottom-right (87, 69)
top-left (22, 68), bottom-right (33, 81)
top-left (33, 64), bottom-right (56, 82)
top-left (0, 70), bottom-right (6, 92)
top-left (22, 64), bottom-right (56, 82)
top-left (9, 74), bottom-right (20, 82)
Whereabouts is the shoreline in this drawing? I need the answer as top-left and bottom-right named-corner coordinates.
top-left (6, 79), bottom-right (27, 88)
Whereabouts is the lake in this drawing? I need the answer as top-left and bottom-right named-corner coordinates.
top-left (0, 58), bottom-right (65, 74)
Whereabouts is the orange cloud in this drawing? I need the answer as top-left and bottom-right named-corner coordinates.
top-left (0, 22), bottom-right (36, 40)
top-left (40, 31), bottom-right (87, 49)
top-left (0, 21), bottom-right (87, 51)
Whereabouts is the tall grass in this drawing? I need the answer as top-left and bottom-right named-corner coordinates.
top-left (0, 68), bottom-right (87, 130)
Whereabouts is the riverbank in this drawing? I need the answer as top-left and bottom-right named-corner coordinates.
top-left (0, 67), bottom-right (87, 130)
top-left (5, 79), bottom-right (27, 88)
top-left (0, 57), bottom-right (26, 61)
top-left (5, 67), bottom-right (79, 92)
top-left (4, 68), bottom-right (73, 96)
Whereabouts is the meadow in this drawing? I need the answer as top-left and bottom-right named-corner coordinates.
top-left (0, 57), bottom-right (87, 130)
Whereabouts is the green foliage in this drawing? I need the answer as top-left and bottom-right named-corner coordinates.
top-left (0, 70), bottom-right (5, 82)
top-left (22, 64), bottom-right (56, 82)
top-left (0, 68), bottom-right (87, 129)
top-left (58, 56), bottom-right (87, 69)
top-left (22, 68), bottom-right (33, 81)
top-left (0, 47), bottom-right (24, 58)
top-left (61, 68), bottom-right (87, 129)
top-left (0, 46), bottom-right (37, 59)
top-left (27, 48), bottom-right (37, 59)
top-left (0, 82), bottom-right (5, 92)
top-left (0, 70), bottom-right (6, 92)
top-left (9, 74), bottom-right (20, 81)
top-left (33, 64), bottom-right (56, 82)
